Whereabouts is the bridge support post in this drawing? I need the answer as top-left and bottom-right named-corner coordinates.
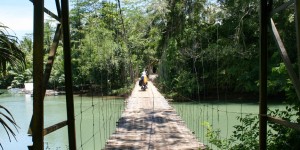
top-left (32, 0), bottom-right (45, 149)
top-left (259, 0), bottom-right (269, 150)
top-left (61, 0), bottom-right (77, 149)
top-left (29, 0), bottom-right (76, 149)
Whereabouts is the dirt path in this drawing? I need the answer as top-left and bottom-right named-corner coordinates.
top-left (105, 81), bottom-right (205, 150)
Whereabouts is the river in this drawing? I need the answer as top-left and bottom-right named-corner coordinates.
top-left (171, 100), bottom-right (287, 148)
top-left (0, 91), bottom-right (288, 149)
top-left (0, 92), bottom-right (124, 150)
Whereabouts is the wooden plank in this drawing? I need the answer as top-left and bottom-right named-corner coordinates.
top-left (43, 25), bottom-right (61, 96)
top-left (29, 0), bottom-right (60, 21)
top-left (43, 120), bottom-right (68, 136)
top-left (55, 0), bottom-right (61, 19)
top-left (28, 25), bottom-right (62, 135)
top-left (270, 18), bottom-right (300, 101)
top-left (105, 81), bottom-right (205, 149)
top-left (267, 115), bottom-right (300, 131)
top-left (270, 0), bottom-right (294, 17)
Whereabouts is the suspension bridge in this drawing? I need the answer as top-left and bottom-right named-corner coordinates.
top-left (24, 0), bottom-right (300, 150)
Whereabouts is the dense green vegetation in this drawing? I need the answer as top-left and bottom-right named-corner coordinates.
top-left (0, 0), bottom-right (300, 148)
top-left (157, 0), bottom-right (297, 102)
top-left (204, 106), bottom-right (300, 149)
top-left (1, 0), bottom-right (297, 100)
top-left (0, 23), bottom-right (25, 88)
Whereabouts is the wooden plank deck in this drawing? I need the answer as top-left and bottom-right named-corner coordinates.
top-left (105, 81), bottom-right (205, 150)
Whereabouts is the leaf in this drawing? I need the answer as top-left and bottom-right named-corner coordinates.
top-left (0, 105), bottom-right (19, 143)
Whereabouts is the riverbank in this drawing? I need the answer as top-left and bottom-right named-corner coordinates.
top-left (1, 88), bottom-right (62, 96)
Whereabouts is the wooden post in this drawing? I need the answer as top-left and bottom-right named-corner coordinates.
top-left (259, 0), bottom-right (269, 150)
top-left (61, 0), bottom-right (77, 149)
top-left (270, 19), bottom-right (300, 100)
top-left (32, 0), bottom-right (44, 149)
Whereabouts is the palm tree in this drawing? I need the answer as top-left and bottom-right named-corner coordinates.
top-left (0, 23), bottom-right (25, 76)
top-left (0, 23), bottom-right (23, 149)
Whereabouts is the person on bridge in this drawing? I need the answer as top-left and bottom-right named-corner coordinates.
top-left (139, 70), bottom-right (148, 90)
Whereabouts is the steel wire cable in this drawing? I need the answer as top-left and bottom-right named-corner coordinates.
top-left (70, 1), bottom-right (255, 149)
top-left (162, 47), bottom-right (253, 149)
top-left (65, 0), bottom-right (127, 149)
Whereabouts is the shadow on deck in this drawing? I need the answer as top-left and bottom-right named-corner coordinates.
top-left (105, 81), bottom-right (205, 150)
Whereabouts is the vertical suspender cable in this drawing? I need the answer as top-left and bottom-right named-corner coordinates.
top-left (296, 0), bottom-right (300, 80)
top-left (74, 0), bottom-right (83, 148)
top-left (116, 0), bottom-right (133, 82)
top-left (210, 25), bottom-right (214, 148)
top-left (216, 22), bottom-right (220, 124)
top-left (91, 3), bottom-right (97, 149)
top-left (92, 86), bottom-right (95, 150)
top-left (80, 87), bottom-right (83, 149)
top-left (96, 2), bottom-right (102, 146)
top-left (225, 85), bottom-right (229, 139)
top-left (201, 44), bottom-right (206, 142)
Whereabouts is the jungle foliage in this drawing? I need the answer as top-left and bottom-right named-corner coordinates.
top-left (3, 0), bottom-right (295, 99)
top-left (156, 0), bottom-right (299, 102)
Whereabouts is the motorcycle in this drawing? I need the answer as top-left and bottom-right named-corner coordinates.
top-left (139, 75), bottom-right (148, 91)
top-left (141, 83), bottom-right (147, 91)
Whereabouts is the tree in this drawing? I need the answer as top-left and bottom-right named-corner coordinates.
top-left (0, 23), bottom-right (21, 149)
top-left (0, 23), bottom-right (25, 76)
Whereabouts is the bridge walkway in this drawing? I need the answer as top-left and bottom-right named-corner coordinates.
top-left (105, 80), bottom-right (205, 149)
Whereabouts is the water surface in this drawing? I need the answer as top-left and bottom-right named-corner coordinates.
top-left (0, 93), bottom-right (289, 149)
top-left (171, 100), bottom-right (288, 147)
top-left (0, 93), bottom-right (124, 150)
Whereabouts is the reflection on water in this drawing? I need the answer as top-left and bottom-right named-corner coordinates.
top-left (0, 93), bottom-right (124, 150)
top-left (0, 93), bottom-right (33, 150)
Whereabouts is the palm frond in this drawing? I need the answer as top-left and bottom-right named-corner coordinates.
top-left (0, 22), bottom-right (25, 75)
top-left (0, 112), bottom-right (19, 130)
top-left (0, 105), bottom-right (19, 145)
top-left (0, 118), bottom-right (16, 141)
top-left (0, 105), bottom-right (16, 121)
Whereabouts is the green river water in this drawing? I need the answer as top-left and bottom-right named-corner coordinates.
top-left (0, 91), bottom-right (287, 149)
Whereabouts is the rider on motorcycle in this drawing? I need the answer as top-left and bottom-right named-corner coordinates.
top-left (139, 70), bottom-right (148, 90)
